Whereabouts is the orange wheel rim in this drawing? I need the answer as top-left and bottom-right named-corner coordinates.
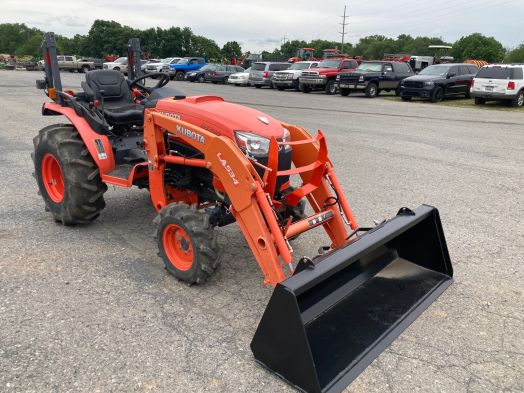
top-left (162, 224), bottom-right (194, 271)
top-left (41, 153), bottom-right (64, 203)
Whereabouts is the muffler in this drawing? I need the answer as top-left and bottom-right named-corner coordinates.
top-left (251, 205), bottom-right (453, 393)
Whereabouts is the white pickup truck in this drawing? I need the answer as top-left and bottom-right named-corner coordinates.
top-left (56, 55), bottom-right (99, 73)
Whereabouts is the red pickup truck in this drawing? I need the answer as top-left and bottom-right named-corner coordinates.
top-left (299, 58), bottom-right (359, 94)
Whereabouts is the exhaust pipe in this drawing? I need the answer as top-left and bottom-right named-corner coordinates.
top-left (251, 205), bottom-right (453, 393)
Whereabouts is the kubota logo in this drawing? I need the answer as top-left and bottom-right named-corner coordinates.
top-left (217, 153), bottom-right (239, 185)
top-left (175, 125), bottom-right (205, 144)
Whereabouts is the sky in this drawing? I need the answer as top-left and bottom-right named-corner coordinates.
top-left (2, 0), bottom-right (523, 52)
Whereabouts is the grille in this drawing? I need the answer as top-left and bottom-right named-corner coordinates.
top-left (339, 75), bottom-right (359, 84)
top-left (301, 71), bottom-right (319, 79)
top-left (403, 80), bottom-right (424, 88)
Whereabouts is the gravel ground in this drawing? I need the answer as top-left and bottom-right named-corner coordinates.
top-left (0, 70), bottom-right (522, 393)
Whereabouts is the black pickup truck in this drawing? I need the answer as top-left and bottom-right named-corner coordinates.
top-left (337, 61), bottom-right (414, 97)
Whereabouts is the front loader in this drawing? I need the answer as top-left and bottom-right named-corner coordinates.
top-left (33, 33), bottom-right (453, 393)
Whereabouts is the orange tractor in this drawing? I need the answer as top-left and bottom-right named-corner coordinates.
top-left (33, 33), bottom-right (453, 393)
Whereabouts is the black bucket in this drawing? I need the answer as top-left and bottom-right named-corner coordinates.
top-left (251, 205), bottom-right (453, 393)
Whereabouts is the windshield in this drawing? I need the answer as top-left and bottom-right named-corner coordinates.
top-left (160, 58), bottom-right (173, 63)
top-left (115, 57), bottom-right (127, 64)
top-left (200, 64), bottom-right (217, 71)
top-left (419, 65), bottom-right (452, 76)
top-left (290, 62), bottom-right (311, 70)
top-left (177, 58), bottom-right (189, 65)
top-left (251, 63), bottom-right (266, 71)
top-left (316, 60), bottom-right (340, 68)
top-left (357, 63), bottom-right (383, 72)
top-left (476, 66), bottom-right (513, 79)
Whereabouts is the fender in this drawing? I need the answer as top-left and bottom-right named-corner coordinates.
top-left (43, 102), bottom-right (115, 174)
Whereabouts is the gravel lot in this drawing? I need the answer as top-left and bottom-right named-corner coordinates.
top-left (0, 70), bottom-right (523, 393)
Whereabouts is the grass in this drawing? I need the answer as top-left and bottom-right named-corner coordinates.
top-left (382, 95), bottom-right (524, 112)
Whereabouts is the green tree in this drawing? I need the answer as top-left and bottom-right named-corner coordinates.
top-left (504, 44), bottom-right (524, 63)
top-left (0, 23), bottom-right (42, 55)
top-left (190, 35), bottom-right (220, 60)
top-left (279, 39), bottom-right (308, 59)
top-left (451, 33), bottom-right (505, 62)
top-left (221, 41), bottom-right (242, 59)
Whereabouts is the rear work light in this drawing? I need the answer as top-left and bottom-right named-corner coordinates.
top-left (263, 71), bottom-right (269, 78)
top-left (507, 81), bottom-right (515, 90)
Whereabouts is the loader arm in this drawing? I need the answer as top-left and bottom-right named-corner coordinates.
top-left (145, 110), bottom-right (293, 285)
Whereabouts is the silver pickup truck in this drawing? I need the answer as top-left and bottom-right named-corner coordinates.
top-left (56, 55), bottom-right (100, 73)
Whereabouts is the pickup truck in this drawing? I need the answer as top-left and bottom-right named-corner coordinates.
top-left (170, 57), bottom-right (206, 80)
top-left (299, 58), bottom-right (359, 94)
top-left (56, 55), bottom-right (101, 73)
top-left (272, 61), bottom-right (319, 91)
top-left (337, 61), bottom-right (414, 98)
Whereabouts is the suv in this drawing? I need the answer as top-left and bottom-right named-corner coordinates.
top-left (170, 57), bottom-right (206, 81)
top-left (249, 62), bottom-right (291, 88)
top-left (272, 61), bottom-right (319, 91)
top-left (337, 61), bottom-right (414, 97)
top-left (400, 63), bottom-right (478, 102)
top-left (299, 58), bottom-right (359, 94)
top-left (471, 64), bottom-right (524, 107)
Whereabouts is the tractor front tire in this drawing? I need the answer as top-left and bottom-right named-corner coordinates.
top-left (155, 203), bottom-right (221, 285)
top-left (32, 124), bottom-right (107, 225)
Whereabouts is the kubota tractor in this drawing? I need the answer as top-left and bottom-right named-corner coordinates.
top-left (33, 33), bottom-right (453, 393)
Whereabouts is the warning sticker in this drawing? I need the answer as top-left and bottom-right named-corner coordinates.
top-left (94, 139), bottom-right (107, 160)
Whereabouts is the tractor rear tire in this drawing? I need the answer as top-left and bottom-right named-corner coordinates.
top-left (155, 203), bottom-right (221, 285)
top-left (32, 124), bottom-right (107, 225)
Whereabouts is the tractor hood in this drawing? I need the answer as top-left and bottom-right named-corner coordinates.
top-left (155, 96), bottom-right (287, 141)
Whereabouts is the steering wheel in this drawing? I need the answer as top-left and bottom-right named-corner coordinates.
top-left (129, 72), bottom-right (170, 95)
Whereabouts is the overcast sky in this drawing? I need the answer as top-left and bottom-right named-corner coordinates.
top-left (2, 0), bottom-right (523, 52)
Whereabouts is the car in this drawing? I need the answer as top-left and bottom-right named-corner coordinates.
top-left (337, 61), bottom-right (414, 98)
top-left (103, 57), bottom-right (128, 73)
top-left (471, 64), bottom-right (524, 107)
top-left (145, 57), bottom-right (182, 75)
top-left (299, 58), bottom-right (359, 94)
top-left (272, 61), bottom-right (319, 91)
top-left (204, 65), bottom-right (245, 84)
top-left (248, 62), bottom-right (291, 88)
top-left (227, 67), bottom-right (251, 86)
top-left (170, 57), bottom-right (206, 81)
top-left (400, 63), bottom-right (478, 102)
top-left (185, 64), bottom-right (218, 82)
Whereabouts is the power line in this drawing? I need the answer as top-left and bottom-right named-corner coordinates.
top-left (340, 5), bottom-right (349, 53)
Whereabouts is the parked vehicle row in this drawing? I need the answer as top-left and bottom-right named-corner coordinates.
top-left (138, 57), bottom-right (524, 108)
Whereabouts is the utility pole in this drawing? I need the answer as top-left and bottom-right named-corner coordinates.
top-left (281, 36), bottom-right (288, 45)
top-left (340, 4), bottom-right (348, 53)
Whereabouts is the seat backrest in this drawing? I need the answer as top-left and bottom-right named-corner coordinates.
top-left (85, 70), bottom-right (133, 105)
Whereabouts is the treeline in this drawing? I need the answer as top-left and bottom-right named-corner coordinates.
top-left (1, 21), bottom-right (522, 64)
top-left (0, 21), bottom-right (242, 60)
top-left (269, 33), bottom-right (513, 63)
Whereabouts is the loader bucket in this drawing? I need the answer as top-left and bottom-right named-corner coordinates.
top-left (251, 205), bottom-right (453, 393)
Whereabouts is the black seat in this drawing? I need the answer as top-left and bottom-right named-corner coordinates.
top-left (82, 70), bottom-right (144, 126)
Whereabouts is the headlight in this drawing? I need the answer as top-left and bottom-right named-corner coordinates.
top-left (320, 75), bottom-right (327, 79)
top-left (424, 81), bottom-right (434, 86)
top-left (282, 128), bottom-right (291, 151)
top-left (235, 131), bottom-right (270, 157)
top-left (359, 75), bottom-right (364, 82)
top-left (336, 75), bottom-right (340, 81)
top-left (162, 65), bottom-right (169, 70)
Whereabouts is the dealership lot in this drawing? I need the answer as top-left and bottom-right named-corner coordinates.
top-left (0, 70), bottom-right (523, 392)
